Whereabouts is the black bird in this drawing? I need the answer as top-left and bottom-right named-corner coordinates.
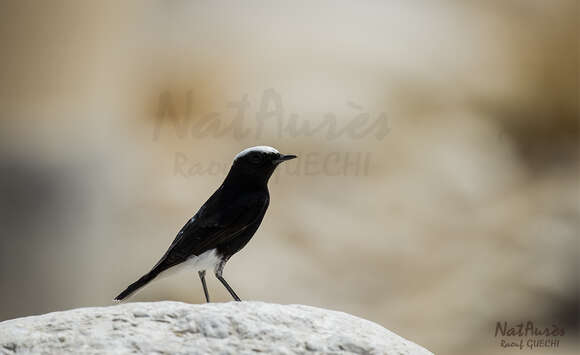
top-left (114, 146), bottom-right (297, 302)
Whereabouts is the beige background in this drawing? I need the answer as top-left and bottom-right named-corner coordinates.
top-left (0, 1), bottom-right (578, 354)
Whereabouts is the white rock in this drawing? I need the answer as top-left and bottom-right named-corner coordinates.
top-left (0, 302), bottom-right (432, 355)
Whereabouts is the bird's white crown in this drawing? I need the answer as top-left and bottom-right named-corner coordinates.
top-left (234, 146), bottom-right (279, 160)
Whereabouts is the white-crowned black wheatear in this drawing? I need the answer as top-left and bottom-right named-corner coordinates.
top-left (114, 146), bottom-right (297, 302)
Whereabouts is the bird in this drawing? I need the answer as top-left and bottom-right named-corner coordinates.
top-left (114, 146), bottom-right (297, 302)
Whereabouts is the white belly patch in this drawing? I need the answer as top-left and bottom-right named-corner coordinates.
top-left (180, 248), bottom-right (222, 273)
top-left (153, 248), bottom-right (222, 284)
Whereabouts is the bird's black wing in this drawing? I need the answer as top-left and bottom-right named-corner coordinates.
top-left (150, 189), bottom-right (269, 273)
top-left (114, 188), bottom-right (269, 301)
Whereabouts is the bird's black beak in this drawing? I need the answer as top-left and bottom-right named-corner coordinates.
top-left (273, 154), bottom-right (297, 164)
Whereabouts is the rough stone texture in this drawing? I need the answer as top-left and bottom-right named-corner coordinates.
top-left (0, 301), bottom-right (432, 355)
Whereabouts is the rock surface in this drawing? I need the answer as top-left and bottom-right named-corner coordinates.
top-left (0, 301), bottom-right (432, 355)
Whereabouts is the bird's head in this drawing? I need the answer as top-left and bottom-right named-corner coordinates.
top-left (227, 146), bottom-right (297, 185)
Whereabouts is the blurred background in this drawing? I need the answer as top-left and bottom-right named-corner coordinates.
top-left (0, 1), bottom-right (578, 354)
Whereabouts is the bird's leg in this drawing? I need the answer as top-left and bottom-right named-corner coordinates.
top-left (198, 270), bottom-right (210, 303)
top-left (215, 261), bottom-right (241, 302)
top-left (217, 275), bottom-right (241, 302)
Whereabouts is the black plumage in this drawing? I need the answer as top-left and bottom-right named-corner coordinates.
top-left (114, 146), bottom-right (296, 302)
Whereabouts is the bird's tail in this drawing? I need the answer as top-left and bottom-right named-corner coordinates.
top-left (114, 270), bottom-right (160, 302)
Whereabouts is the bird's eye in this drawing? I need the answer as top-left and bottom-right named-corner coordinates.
top-left (250, 153), bottom-right (262, 164)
